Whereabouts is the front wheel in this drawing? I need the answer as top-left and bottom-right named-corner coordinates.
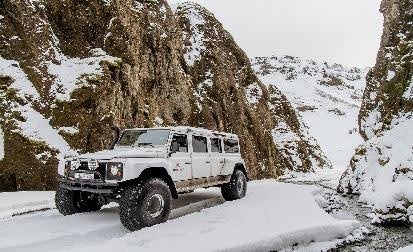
top-left (120, 178), bottom-right (172, 231)
top-left (55, 187), bottom-right (80, 215)
top-left (55, 186), bottom-right (103, 215)
top-left (221, 169), bottom-right (247, 201)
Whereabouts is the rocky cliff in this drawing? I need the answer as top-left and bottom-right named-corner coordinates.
top-left (175, 3), bottom-right (331, 179)
top-left (0, 0), bottom-right (329, 191)
top-left (338, 0), bottom-right (413, 224)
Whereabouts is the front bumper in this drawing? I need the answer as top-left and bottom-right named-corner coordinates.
top-left (58, 176), bottom-right (119, 194)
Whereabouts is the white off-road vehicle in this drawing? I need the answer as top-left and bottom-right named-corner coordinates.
top-left (56, 127), bottom-right (248, 231)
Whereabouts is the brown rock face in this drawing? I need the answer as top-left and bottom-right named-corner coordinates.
top-left (338, 0), bottom-right (412, 224)
top-left (0, 0), bottom-right (329, 191)
top-left (175, 3), bottom-right (331, 179)
top-left (358, 0), bottom-right (413, 140)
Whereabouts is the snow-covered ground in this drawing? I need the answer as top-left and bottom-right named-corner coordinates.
top-left (0, 191), bottom-right (55, 219)
top-left (397, 245), bottom-right (413, 252)
top-left (0, 181), bottom-right (361, 252)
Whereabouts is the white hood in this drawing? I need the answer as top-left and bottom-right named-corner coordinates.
top-left (77, 147), bottom-right (167, 160)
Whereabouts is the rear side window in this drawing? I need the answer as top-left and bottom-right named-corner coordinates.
top-left (211, 138), bottom-right (222, 153)
top-left (224, 139), bottom-right (239, 153)
top-left (192, 136), bottom-right (208, 153)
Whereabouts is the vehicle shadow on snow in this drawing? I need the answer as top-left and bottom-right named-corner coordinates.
top-left (170, 190), bottom-right (225, 220)
top-left (0, 190), bottom-right (224, 252)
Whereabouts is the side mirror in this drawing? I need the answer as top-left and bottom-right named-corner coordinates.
top-left (169, 141), bottom-right (179, 157)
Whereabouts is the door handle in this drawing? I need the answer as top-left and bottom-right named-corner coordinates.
top-left (185, 162), bottom-right (192, 165)
top-left (219, 161), bottom-right (224, 164)
top-left (206, 161), bottom-right (211, 164)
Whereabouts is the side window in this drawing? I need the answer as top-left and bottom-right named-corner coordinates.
top-left (171, 134), bottom-right (188, 152)
top-left (192, 135), bottom-right (208, 153)
top-left (224, 139), bottom-right (240, 153)
top-left (211, 138), bottom-right (222, 153)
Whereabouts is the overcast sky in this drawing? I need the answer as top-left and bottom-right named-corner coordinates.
top-left (169, 0), bottom-right (383, 67)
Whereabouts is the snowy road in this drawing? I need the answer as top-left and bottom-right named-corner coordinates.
top-left (0, 181), bottom-right (360, 252)
top-left (0, 190), bottom-right (224, 252)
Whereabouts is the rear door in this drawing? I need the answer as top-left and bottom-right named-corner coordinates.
top-left (221, 138), bottom-right (241, 175)
top-left (191, 135), bottom-right (211, 178)
top-left (210, 137), bottom-right (224, 176)
top-left (169, 134), bottom-right (192, 181)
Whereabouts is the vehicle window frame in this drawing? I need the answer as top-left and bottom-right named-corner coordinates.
top-left (210, 137), bottom-right (222, 153)
top-left (170, 133), bottom-right (189, 153)
top-left (223, 138), bottom-right (240, 154)
top-left (116, 129), bottom-right (170, 147)
top-left (191, 135), bottom-right (208, 153)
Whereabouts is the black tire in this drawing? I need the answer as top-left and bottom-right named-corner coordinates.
top-left (55, 186), bottom-right (103, 215)
top-left (221, 169), bottom-right (247, 201)
top-left (120, 178), bottom-right (172, 231)
top-left (55, 187), bottom-right (80, 216)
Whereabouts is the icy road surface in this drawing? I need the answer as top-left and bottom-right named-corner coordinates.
top-left (0, 181), bottom-right (360, 252)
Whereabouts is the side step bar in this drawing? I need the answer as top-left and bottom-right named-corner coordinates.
top-left (175, 175), bottom-right (231, 193)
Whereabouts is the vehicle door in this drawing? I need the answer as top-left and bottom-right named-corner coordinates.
top-left (191, 134), bottom-right (211, 178)
top-left (210, 137), bottom-right (224, 177)
top-left (168, 133), bottom-right (192, 181)
top-left (221, 138), bottom-right (241, 175)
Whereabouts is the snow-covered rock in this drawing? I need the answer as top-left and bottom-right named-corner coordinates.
top-left (338, 115), bottom-right (413, 224)
top-left (176, 2), bottom-right (331, 177)
top-left (338, 0), bottom-right (413, 224)
top-left (0, 0), bottom-right (329, 190)
top-left (253, 55), bottom-right (366, 170)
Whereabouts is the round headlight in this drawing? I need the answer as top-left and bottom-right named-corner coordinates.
top-left (71, 159), bottom-right (81, 170)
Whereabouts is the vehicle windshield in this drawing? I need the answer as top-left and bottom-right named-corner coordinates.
top-left (117, 129), bottom-right (170, 147)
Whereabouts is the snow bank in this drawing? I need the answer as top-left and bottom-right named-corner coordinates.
top-left (49, 48), bottom-right (120, 101)
top-left (396, 245), bottom-right (413, 252)
top-left (14, 104), bottom-right (73, 157)
top-left (272, 119), bottom-right (303, 168)
top-left (244, 82), bottom-right (263, 106)
top-left (338, 115), bottom-right (413, 224)
top-left (0, 191), bottom-right (55, 219)
top-left (73, 181), bottom-right (359, 252)
top-left (1, 47), bottom-right (119, 170)
top-left (178, 3), bottom-right (207, 67)
top-left (0, 57), bottom-right (41, 101)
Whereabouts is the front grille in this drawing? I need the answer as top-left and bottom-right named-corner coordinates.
top-left (79, 161), bottom-right (107, 180)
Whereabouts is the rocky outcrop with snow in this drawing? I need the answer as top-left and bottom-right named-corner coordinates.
top-left (252, 55), bottom-right (366, 170)
top-left (0, 0), bottom-right (328, 190)
top-left (175, 3), bottom-right (331, 178)
top-left (0, 0), bottom-right (192, 190)
top-left (338, 0), bottom-right (413, 224)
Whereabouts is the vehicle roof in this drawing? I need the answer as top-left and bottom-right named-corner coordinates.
top-left (124, 126), bottom-right (239, 139)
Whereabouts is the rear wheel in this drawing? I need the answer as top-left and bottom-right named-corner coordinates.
top-left (120, 178), bottom-right (172, 231)
top-left (221, 169), bottom-right (247, 201)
